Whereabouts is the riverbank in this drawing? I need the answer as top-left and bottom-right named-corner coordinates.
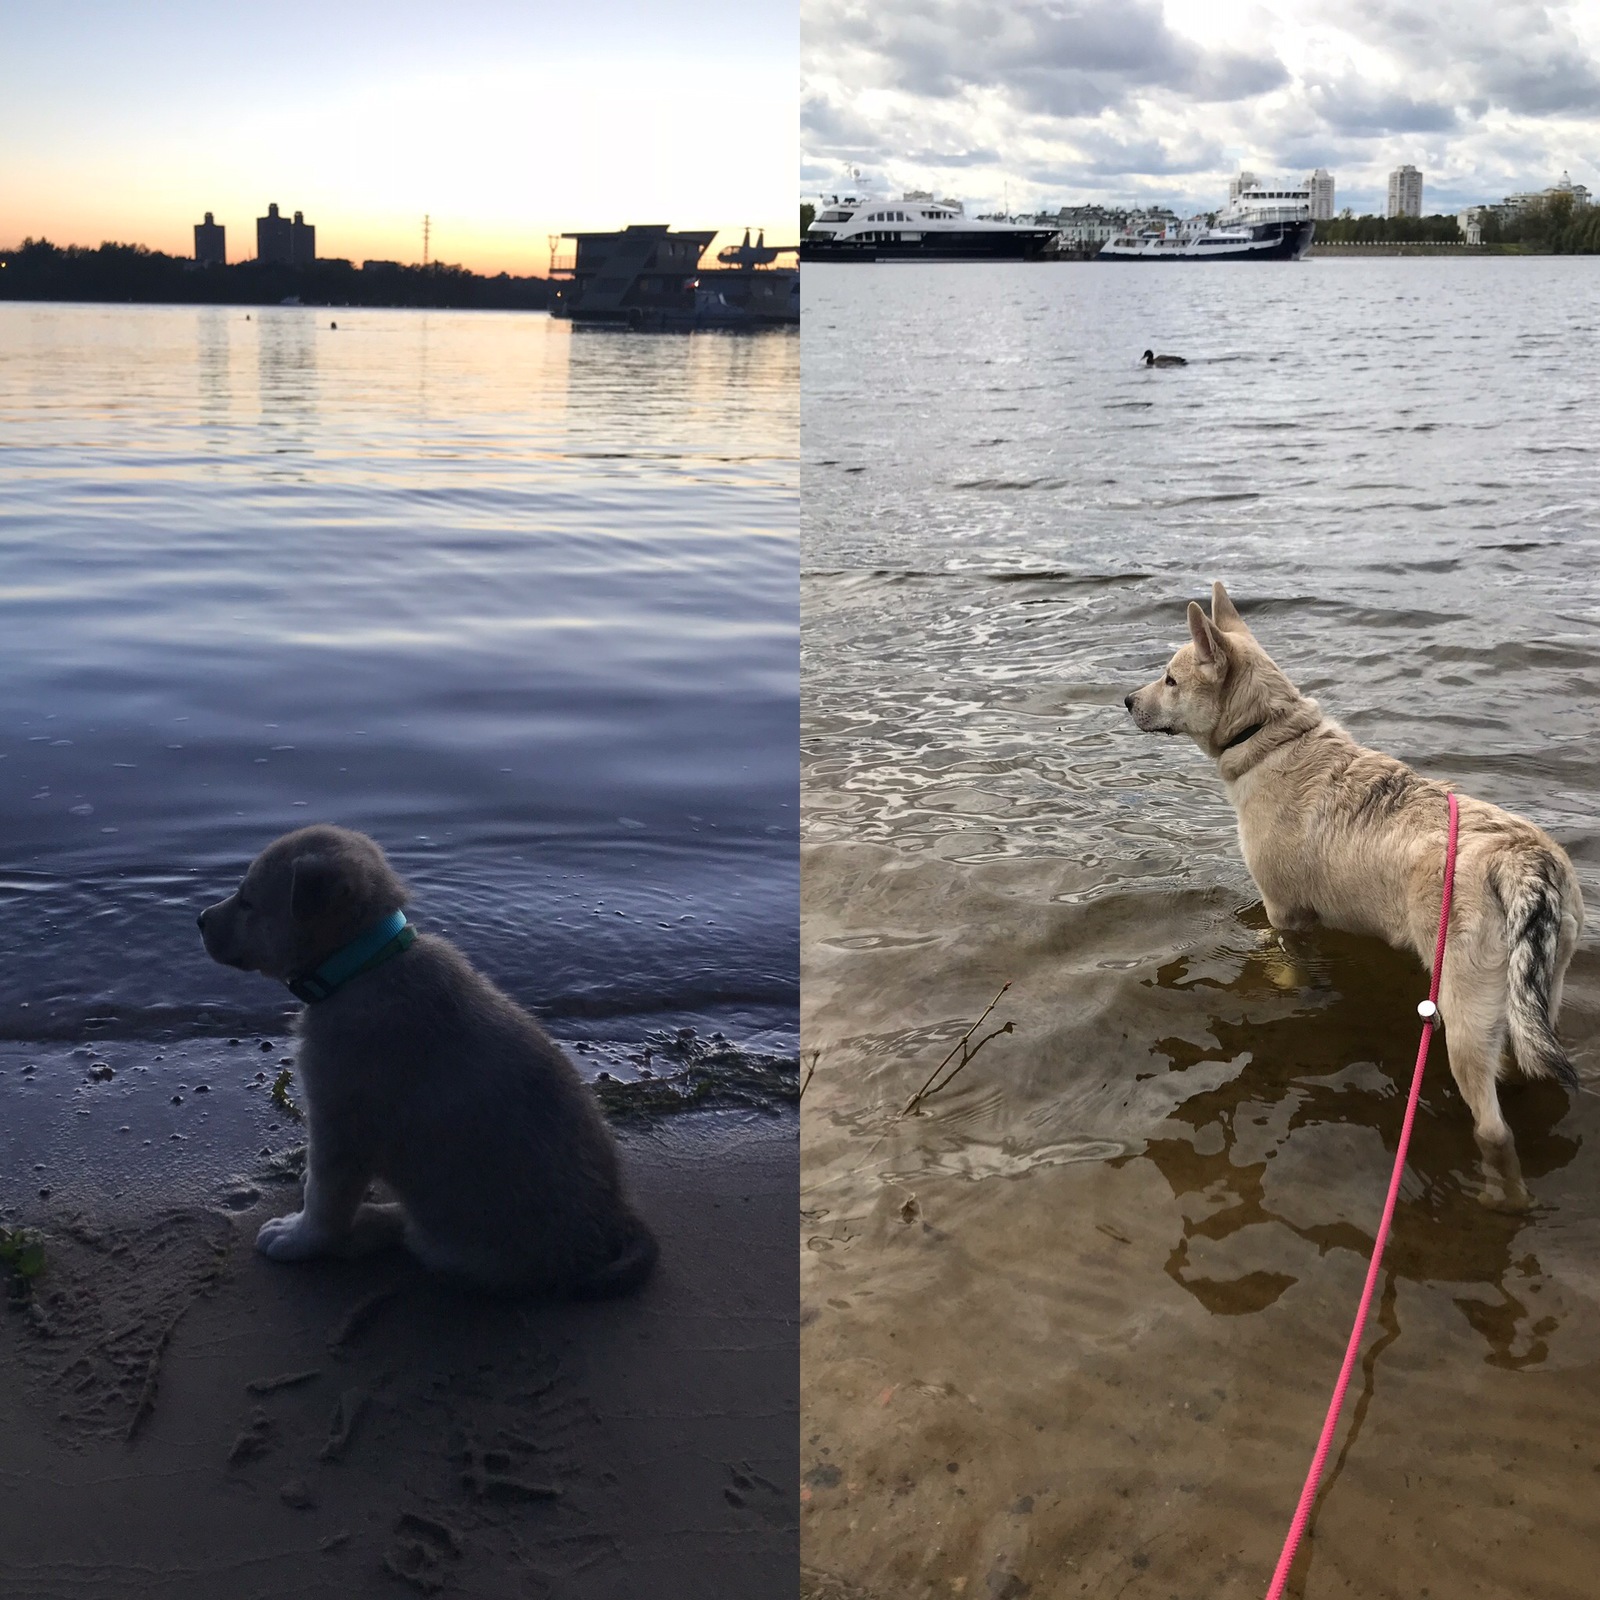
top-left (0, 1063), bottom-right (797, 1599)
top-left (1307, 242), bottom-right (1548, 256)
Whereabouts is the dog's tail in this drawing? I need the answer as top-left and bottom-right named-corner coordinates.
top-left (571, 1209), bottom-right (658, 1301)
top-left (1498, 850), bottom-right (1580, 1089)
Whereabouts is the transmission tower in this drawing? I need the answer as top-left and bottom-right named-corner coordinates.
top-left (423, 214), bottom-right (431, 267)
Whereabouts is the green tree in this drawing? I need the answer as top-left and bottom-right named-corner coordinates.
top-left (801, 203), bottom-right (815, 235)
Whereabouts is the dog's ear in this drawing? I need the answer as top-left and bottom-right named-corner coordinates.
top-left (1211, 581), bottom-right (1246, 634)
top-left (290, 854), bottom-right (351, 924)
top-left (1187, 601), bottom-right (1227, 680)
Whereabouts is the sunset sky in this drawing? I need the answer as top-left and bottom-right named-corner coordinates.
top-left (2, 0), bottom-right (796, 275)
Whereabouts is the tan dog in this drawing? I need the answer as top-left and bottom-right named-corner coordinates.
top-left (198, 825), bottom-right (656, 1294)
top-left (1126, 582), bottom-right (1583, 1209)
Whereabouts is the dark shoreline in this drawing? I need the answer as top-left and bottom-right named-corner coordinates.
top-left (0, 241), bottom-right (552, 310)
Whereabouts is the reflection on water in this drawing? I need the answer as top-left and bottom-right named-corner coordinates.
top-left (0, 301), bottom-right (797, 1064)
top-left (1136, 921), bottom-right (1579, 1364)
top-left (801, 260), bottom-right (1600, 1600)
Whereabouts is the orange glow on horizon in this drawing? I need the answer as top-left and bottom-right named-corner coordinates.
top-left (1, 56), bottom-right (796, 280)
top-left (2, 207), bottom-right (799, 279)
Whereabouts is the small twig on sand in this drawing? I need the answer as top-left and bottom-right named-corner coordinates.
top-left (125, 1304), bottom-right (190, 1443)
top-left (327, 1286), bottom-right (399, 1353)
top-left (902, 981), bottom-right (1015, 1116)
top-left (319, 1386), bottom-right (370, 1462)
top-left (246, 1368), bottom-right (322, 1396)
top-left (800, 1051), bottom-right (819, 1098)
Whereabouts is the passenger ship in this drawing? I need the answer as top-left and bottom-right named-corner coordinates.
top-left (1098, 180), bottom-right (1316, 262)
top-left (802, 187), bottom-right (1058, 262)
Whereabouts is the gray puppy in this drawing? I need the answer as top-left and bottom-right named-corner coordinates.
top-left (198, 824), bottom-right (656, 1296)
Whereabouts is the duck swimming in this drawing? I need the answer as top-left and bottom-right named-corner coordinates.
top-left (1142, 349), bottom-right (1187, 367)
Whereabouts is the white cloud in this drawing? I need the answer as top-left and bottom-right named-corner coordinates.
top-left (801, 0), bottom-right (1600, 214)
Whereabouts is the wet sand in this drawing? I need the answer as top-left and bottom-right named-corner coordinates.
top-left (800, 842), bottom-right (1600, 1599)
top-left (0, 1105), bottom-right (796, 1599)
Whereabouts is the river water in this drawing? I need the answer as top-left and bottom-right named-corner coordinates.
top-left (801, 259), bottom-right (1600, 1600)
top-left (0, 301), bottom-right (797, 1205)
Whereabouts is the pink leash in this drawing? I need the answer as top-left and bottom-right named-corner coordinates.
top-left (1263, 791), bottom-right (1459, 1600)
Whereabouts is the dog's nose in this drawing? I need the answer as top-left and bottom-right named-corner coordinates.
top-left (1123, 693), bottom-right (1134, 711)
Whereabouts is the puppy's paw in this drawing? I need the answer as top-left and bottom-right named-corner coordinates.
top-left (256, 1211), bottom-right (331, 1261)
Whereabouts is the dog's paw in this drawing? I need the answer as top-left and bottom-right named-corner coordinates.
top-left (256, 1212), bottom-right (330, 1261)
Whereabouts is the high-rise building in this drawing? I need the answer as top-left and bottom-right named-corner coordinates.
top-left (290, 210), bottom-right (316, 266)
top-left (1306, 169), bottom-right (1335, 221)
top-left (194, 211), bottom-right (225, 266)
top-left (1387, 165), bottom-right (1423, 218)
top-left (256, 203), bottom-right (316, 266)
top-left (1228, 170), bottom-right (1257, 204)
top-left (257, 203), bottom-right (292, 264)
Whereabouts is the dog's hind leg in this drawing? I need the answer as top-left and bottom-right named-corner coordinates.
top-left (1438, 971), bottom-right (1528, 1211)
top-left (343, 1202), bottom-right (407, 1257)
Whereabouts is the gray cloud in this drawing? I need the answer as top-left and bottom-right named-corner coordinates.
top-left (1323, 0), bottom-right (1600, 116)
top-left (813, 0), bottom-right (1287, 112)
top-left (1479, 48), bottom-right (1600, 116)
top-left (1067, 128), bottom-right (1228, 178)
top-left (801, 93), bottom-right (882, 152)
top-left (1306, 74), bottom-right (1461, 135)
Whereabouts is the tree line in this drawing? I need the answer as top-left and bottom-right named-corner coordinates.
top-left (1312, 213), bottom-right (1464, 244)
top-left (1312, 196), bottom-right (1600, 252)
top-left (1479, 193), bottom-right (1600, 252)
top-left (0, 239), bottom-right (553, 308)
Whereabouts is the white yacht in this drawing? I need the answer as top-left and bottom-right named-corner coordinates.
top-left (1098, 180), bottom-right (1315, 261)
top-left (802, 188), bottom-right (1058, 262)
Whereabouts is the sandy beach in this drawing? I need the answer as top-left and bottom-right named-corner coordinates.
top-left (0, 1067), bottom-right (796, 1600)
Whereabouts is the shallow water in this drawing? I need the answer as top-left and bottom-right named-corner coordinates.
top-left (801, 259), bottom-right (1600, 1598)
top-left (0, 301), bottom-right (797, 1200)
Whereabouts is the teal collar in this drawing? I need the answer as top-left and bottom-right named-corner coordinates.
top-left (287, 910), bottom-right (415, 1004)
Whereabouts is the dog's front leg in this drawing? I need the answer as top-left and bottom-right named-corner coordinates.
top-left (1260, 894), bottom-right (1317, 933)
top-left (257, 1133), bottom-right (373, 1261)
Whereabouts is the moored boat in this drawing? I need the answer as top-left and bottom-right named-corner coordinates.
top-left (1098, 180), bottom-right (1315, 262)
top-left (802, 187), bottom-right (1058, 262)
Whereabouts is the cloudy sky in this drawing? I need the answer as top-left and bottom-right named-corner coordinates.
top-left (802, 0), bottom-right (1600, 216)
top-left (2, 1), bottom-right (795, 273)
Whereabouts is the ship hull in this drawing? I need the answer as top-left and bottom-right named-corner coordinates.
top-left (801, 229), bottom-right (1058, 263)
top-left (1097, 219), bottom-right (1315, 262)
